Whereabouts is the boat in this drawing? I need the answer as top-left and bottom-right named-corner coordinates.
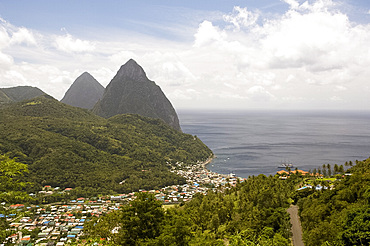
top-left (278, 162), bottom-right (294, 168)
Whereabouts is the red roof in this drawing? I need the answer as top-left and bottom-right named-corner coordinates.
top-left (10, 204), bottom-right (24, 208)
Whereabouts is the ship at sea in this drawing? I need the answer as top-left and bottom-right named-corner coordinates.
top-left (278, 162), bottom-right (294, 168)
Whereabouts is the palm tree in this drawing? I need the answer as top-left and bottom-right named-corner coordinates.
top-left (322, 164), bottom-right (327, 177)
top-left (334, 164), bottom-right (339, 175)
top-left (339, 165), bottom-right (344, 174)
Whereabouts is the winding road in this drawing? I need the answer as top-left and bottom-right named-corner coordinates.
top-left (287, 205), bottom-right (305, 246)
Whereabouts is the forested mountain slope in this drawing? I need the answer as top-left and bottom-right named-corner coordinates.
top-left (0, 96), bottom-right (212, 194)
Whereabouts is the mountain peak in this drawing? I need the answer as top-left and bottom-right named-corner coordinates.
top-left (116, 59), bottom-right (148, 82)
top-left (81, 71), bottom-right (92, 77)
top-left (93, 59), bottom-right (182, 131)
top-left (61, 72), bottom-right (104, 109)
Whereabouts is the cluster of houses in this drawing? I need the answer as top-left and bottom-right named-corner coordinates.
top-left (2, 202), bottom-right (120, 245)
top-left (170, 161), bottom-right (245, 189)
top-left (110, 162), bottom-right (244, 204)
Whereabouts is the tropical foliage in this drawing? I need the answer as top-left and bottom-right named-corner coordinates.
top-left (0, 154), bottom-right (31, 242)
top-left (0, 154), bottom-right (30, 203)
top-left (0, 96), bottom-right (212, 194)
top-left (298, 159), bottom-right (370, 246)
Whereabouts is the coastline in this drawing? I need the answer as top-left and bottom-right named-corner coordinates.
top-left (200, 155), bottom-right (214, 169)
top-left (199, 155), bottom-right (237, 179)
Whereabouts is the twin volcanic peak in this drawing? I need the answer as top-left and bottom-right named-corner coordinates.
top-left (92, 59), bottom-right (181, 131)
top-left (61, 72), bottom-right (105, 110)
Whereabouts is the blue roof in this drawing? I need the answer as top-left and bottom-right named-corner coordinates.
top-left (67, 235), bottom-right (76, 238)
top-left (0, 214), bottom-right (4, 217)
top-left (75, 226), bottom-right (83, 229)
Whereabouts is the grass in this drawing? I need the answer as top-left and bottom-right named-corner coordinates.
top-left (162, 204), bottom-right (177, 210)
top-left (303, 177), bottom-right (337, 186)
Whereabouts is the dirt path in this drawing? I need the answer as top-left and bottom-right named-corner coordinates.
top-left (287, 205), bottom-right (305, 246)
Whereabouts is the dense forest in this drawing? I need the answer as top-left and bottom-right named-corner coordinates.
top-left (0, 96), bottom-right (212, 194)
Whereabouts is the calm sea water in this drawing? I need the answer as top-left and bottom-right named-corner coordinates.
top-left (178, 110), bottom-right (370, 178)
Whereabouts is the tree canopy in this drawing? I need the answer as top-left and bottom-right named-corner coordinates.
top-left (298, 158), bottom-right (370, 246)
top-left (0, 154), bottom-right (30, 203)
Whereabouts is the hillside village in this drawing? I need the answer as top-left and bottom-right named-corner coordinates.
top-left (1, 161), bottom-right (243, 245)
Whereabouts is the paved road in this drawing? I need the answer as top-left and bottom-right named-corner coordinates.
top-left (287, 205), bottom-right (305, 246)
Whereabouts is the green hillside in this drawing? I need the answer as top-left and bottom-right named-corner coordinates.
top-left (0, 96), bottom-right (212, 194)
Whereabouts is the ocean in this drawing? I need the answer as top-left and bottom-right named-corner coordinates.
top-left (178, 110), bottom-right (370, 178)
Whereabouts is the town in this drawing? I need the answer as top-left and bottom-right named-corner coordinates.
top-left (1, 161), bottom-right (243, 245)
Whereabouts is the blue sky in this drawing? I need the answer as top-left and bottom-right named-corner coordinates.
top-left (1, 0), bottom-right (370, 110)
top-left (1, 0), bottom-right (287, 40)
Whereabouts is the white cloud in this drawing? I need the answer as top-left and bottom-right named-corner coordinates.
top-left (0, 26), bottom-right (11, 49)
top-left (283, 0), bottom-right (300, 10)
top-left (4, 70), bottom-right (27, 84)
top-left (90, 67), bottom-right (115, 87)
top-left (334, 85), bottom-right (347, 92)
top-left (170, 88), bottom-right (200, 101)
top-left (193, 21), bottom-right (226, 47)
top-left (0, 25), bottom-right (13, 68)
top-left (223, 6), bottom-right (259, 31)
top-left (110, 51), bottom-right (137, 66)
top-left (330, 96), bottom-right (342, 101)
top-left (0, 53), bottom-right (13, 67)
top-left (260, 8), bottom-right (353, 71)
top-left (10, 28), bottom-right (37, 46)
top-left (54, 34), bottom-right (96, 53)
top-left (224, 83), bottom-right (237, 90)
top-left (247, 86), bottom-right (275, 101)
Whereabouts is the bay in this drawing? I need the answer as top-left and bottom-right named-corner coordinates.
top-left (178, 110), bottom-right (370, 178)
